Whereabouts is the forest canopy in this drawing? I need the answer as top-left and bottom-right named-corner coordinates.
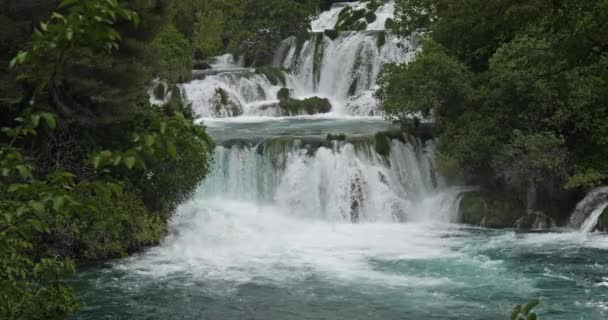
top-left (378, 0), bottom-right (608, 216)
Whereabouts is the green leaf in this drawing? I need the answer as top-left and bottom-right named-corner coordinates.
top-left (523, 300), bottom-right (540, 314)
top-left (512, 305), bottom-right (522, 320)
top-left (124, 157), bottom-right (136, 169)
top-left (144, 135), bottom-right (155, 147)
top-left (59, 0), bottom-right (78, 9)
top-left (31, 114), bottom-right (41, 127)
top-left (53, 196), bottom-right (66, 211)
top-left (93, 155), bottom-right (101, 169)
top-left (167, 142), bottom-right (178, 159)
top-left (15, 165), bottom-right (31, 179)
top-left (27, 219), bottom-right (45, 233)
top-left (30, 202), bottom-right (45, 214)
top-left (41, 112), bottom-right (56, 129)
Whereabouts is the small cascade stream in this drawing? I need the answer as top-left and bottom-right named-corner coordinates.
top-left (570, 186), bottom-right (608, 232)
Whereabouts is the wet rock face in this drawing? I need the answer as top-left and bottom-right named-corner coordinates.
top-left (515, 211), bottom-right (557, 230)
top-left (459, 192), bottom-right (525, 228)
top-left (597, 207), bottom-right (608, 232)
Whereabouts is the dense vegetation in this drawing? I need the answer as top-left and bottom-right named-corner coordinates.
top-left (0, 0), bottom-right (549, 318)
top-left (0, 0), bottom-right (348, 318)
top-left (378, 0), bottom-right (608, 223)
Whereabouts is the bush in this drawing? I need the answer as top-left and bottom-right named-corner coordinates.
top-left (152, 24), bottom-right (193, 83)
top-left (56, 189), bottom-right (166, 260)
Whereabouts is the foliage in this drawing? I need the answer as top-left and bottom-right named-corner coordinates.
top-left (1, 0), bottom-right (213, 319)
top-left (512, 300), bottom-right (540, 320)
top-left (380, 0), bottom-right (608, 215)
top-left (152, 24), bottom-right (193, 83)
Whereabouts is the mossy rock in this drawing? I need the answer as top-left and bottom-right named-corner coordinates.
top-left (212, 88), bottom-right (243, 117)
top-left (153, 82), bottom-right (166, 101)
top-left (277, 87), bottom-right (291, 100)
top-left (515, 211), bottom-right (556, 230)
top-left (327, 133), bottom-right (347, 141)
top-left (385, 18), bottom-right (396, 30)
top-left (256, 66), bottom-right (286, 86)
top-left (324, 29), bottom-right (340, 40)
top-left (374, 132), bottom-right (391, 157)
top-left (597, 207), bottom-right (608, 232)
top-left (278, 97), bottom-right (332, 115)
top-left (376, 31), bottom-right (386, 48)
top-left (365, 11), bottom-right (377, 23)
top-left (193, 61), bottom-right (212, 70)
top-left (366, 0), bottom-right (382, 12)
top-left (460, 192), bottom-right (525, 228)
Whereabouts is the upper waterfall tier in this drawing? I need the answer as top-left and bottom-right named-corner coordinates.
top-left (182, 1), bottom-right (415, 118)
top-left (276, 31), bottom-right (414, 114)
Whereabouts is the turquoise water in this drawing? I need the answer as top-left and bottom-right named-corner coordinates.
top-left (69, 119), bottom-right (608, 319)
top-left (70, 221), bottom-right (608, 319)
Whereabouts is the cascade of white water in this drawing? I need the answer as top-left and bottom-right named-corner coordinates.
top-left (278, 32), bottom-right (415, 114)
top-left (580, 203), bottom-right (608, 233)
top-left (182, 72), bottom-right (280, 117)
top-left (180, 0), bottom-right (413, 118)
top-left (569, 186), bottom-right (608, 232)
top-left (200, 137), bottom-right (460, 223)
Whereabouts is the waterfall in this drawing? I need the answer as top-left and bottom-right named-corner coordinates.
top-left (569, 186), bottom-right (608, 232)
top-left (199, 136), bottom-right (461, 223)
top-left (182, 0), bottom-right (415, 118)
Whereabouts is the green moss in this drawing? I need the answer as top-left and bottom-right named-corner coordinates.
top-left (376, 31), bottom-right (386, 48)
top-left (313, 33), bottom-right (325, 89)
top-left (324, 29), bottom-right (339, 40)
top-left (216, 88), bottom-right (229, 105)
top-left (374, 132), bottom-right (391, 157)
top-left (365, 11), bottom-right (377, 23)
top-left (327, 133), bottom-right (347, 141)
top-left (278, 97), bottom-right (332, 115)
top-left (385, 18), bottom-right (396, 30)
top-left (213, 88), bottom-right (242, 116)
top-left (256, 66), bottom-right (286, 86)
top-left (460, 192), bottom-right (525, 228)
top-left (277, 87), bottom-right (290, 100)
top-left (153, 82), bottom-right (166, 101)
top-left (366, 0), bottom-right (382, 12)
top-left (295, 32), bottom-right (310, 57)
